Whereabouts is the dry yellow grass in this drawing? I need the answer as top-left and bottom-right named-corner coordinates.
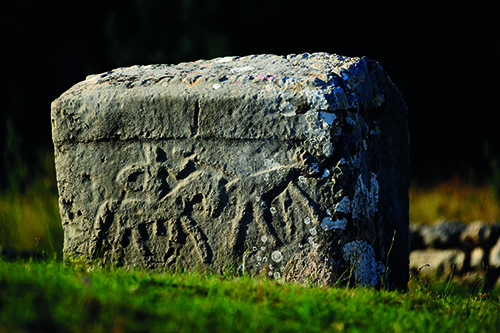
top-left (410, 177), bottom-right (500, 224)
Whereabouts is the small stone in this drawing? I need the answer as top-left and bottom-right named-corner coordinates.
top-left (421, 220), bottom-right (466, 249)
top-left (489, 238), bottom-right (500, 268)
top-left (460, 221), bottom-right (492, 249)
top-left (410, 249), bottom-right (464, 279)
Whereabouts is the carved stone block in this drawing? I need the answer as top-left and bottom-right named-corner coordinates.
top-left (51, 53), bottom-right (409, 289)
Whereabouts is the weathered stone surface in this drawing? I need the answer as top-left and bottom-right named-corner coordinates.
top-left (409, 221), bottom-right (500, 287)
top-left (460, 221), bottom-right (494, 250)
top-left (421, 220), bottom-right (466, 249)
top-left (410, 249), bottom-right (464, 279)
top-left (51, 53), bottom-right (409, 289)
top-left (490, 237), bottom-right (500, 268)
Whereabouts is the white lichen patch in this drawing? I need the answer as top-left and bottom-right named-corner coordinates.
top-left (264, 158), bottom-right (280, 170)
top-left (302, 110), bottom-right (334, 158)
top-left (320, 217), bottom-right (347, 231)
top-left (310, 162), bottom-right (320, 174)
top-left (271, 251), bottom-right (283, 262)
top-left (279, 101), bottom-right (297, 117)
top-left (334, 197), bottom-right (351, 214)
top-left (214, 56), bottom-right (235, 63)
top-left (231, 66), bottom-right (254, 73)
top-left (343, 240), bottom-right (384, 287)
top-left (322, 142), bottom-right (334, 157)
top-left (319, 111), bottom-right (336, 125)
top-left (322, 168), bottom-right (330, 178)
top-left (352, 173), bottom-right (379, 220)
top-left (298, 176), bottom-right (307, 184)
top-left (303, 88), bottom-right (331, 111)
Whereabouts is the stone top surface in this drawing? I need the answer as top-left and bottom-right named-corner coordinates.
top-left (51, 53), bottom-right (393, 144)
top-left (69, 53), bottom-right (367, 99)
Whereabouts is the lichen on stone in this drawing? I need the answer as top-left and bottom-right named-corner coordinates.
top-left (343, 240), bottom-right (384, 287)
top-left (352, 173), bottom-right (379, 220)
top-left (320, 217), bottom-right (347, 231)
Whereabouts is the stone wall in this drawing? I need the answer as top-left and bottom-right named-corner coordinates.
top-left (410, 220), bottom-right (500, 289)
top-left (51, 53), bottom-right (410, 289)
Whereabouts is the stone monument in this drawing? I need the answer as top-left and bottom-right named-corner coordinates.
top-left (51, 53), bottom-right (409, 289)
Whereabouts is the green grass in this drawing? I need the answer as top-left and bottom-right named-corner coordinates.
top-left (1, 259), bottom-right (499, 333)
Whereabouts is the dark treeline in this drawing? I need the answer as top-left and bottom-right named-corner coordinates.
top-left (2, 0), bottom-right (499, 191)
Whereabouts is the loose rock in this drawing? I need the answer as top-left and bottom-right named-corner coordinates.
top-left (421, 220), bottom-right (466, 249)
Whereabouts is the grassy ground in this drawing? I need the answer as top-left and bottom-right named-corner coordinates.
top-left (1, 258), bottom-right (499, 333)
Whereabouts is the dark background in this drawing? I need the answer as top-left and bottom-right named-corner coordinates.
top-left (2, 0), bottom-right (499, 192)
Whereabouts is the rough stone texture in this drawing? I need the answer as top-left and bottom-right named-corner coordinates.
top-left (410, 249), bottom-right (465, 279)
top-left (421, 220), bottom-right (466, 249)
top-left (51, 53), bottom-right (410, 289)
